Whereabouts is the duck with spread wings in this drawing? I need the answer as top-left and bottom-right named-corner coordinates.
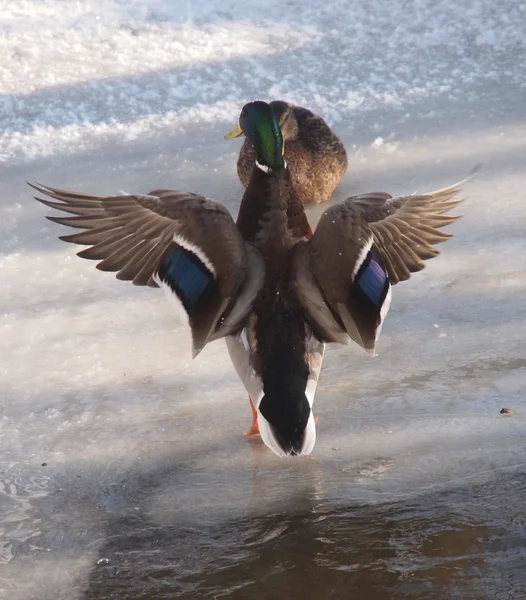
top-left (31, 101), bottom-right (466, 457)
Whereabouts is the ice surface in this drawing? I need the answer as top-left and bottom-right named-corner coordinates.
top-left (1, 0), bottom-right (525, 599)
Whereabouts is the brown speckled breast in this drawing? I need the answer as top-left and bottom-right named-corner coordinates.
top-left (236, 105), bottom-right (348, 205)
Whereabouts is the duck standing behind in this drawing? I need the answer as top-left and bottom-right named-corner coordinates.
top-left (225, 100), bottom-right (348, 205)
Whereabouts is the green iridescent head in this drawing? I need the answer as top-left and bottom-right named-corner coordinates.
top-left (224, 101), bottom-right (284, 170)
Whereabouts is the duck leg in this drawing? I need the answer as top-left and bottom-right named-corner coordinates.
top-left (243, 396), bottom-right (260, 437)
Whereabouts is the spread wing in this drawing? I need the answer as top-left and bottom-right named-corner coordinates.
top-left (294, 180), bottom-right (465, 355)
top-left (355, 181), bottom-right (464, 284)
top-left (31, 183), bottom-right (264, 356)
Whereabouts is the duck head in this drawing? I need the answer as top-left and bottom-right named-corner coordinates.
top-left (224, 100), bottom-right (285, 171)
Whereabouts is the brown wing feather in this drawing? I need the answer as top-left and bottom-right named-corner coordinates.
top-left (294, 175), bottom-right (469, 354)
top-left (31, 183), bottom-right (234, 286)
top-left (349, 179), bottom-right (465, 284)
top-left (30, 183), bottom-right (264, 355)
top-left (294, 200), bottom-right (388, 354)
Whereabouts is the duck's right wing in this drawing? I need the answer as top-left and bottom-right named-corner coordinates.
top-left (293, 180), bottom-right (466, 355)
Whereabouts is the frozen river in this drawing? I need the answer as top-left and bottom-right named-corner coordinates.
top-left (1, 1), bottom-right (525, 598)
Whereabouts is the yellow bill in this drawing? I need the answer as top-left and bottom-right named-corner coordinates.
top-left (224, 124), bottom-right (244, 139)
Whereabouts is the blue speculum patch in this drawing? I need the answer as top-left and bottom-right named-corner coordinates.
top-left (356, 252), bottom-right (388, 307)
top-left (159, 246), bottom-right (215, 313)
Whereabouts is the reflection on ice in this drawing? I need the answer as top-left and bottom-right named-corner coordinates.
top-left (82, 472), bottom-right (526, 599)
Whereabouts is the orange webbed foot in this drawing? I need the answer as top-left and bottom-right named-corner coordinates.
top-left (243, 396), bottom-right (260, 437)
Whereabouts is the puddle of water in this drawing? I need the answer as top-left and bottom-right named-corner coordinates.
top-left (77, 471), bottom-right (526, 600)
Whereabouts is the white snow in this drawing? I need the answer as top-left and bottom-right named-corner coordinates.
top-left (2, 0), bottom-right (525, 161)
top-left (1, 0), bottom-right (525, 598)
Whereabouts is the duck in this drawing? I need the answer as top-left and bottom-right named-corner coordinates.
top-left (31, 100), bottom-right (467, 458)
top-left (225, 100), bottom-right (348, 205)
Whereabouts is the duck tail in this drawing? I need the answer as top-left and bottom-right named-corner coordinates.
top-left (257, 349), bottom-right (316, 457)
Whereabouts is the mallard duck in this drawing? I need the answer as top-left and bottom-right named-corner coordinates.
top-left (31, 101), bottom-right (466, 458)
top-left (225, 100), bottom-right (348, 205)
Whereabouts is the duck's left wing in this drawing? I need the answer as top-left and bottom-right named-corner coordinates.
top-left (293, 180), bottom-right (465, 355)
top-left (31, 183), bottom-right (264, 356)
